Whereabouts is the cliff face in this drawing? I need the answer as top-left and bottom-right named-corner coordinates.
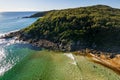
top-left (3, 5), bottom-right (120, 52)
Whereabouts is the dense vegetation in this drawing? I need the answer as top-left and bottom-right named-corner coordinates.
top-left (29, 11), bottom-right (53, 17)
top-left (19, 5), bottom-right (120, 51)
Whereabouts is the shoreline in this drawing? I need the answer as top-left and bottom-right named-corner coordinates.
top-left (0, 30), bottom-right (20, 39)
top-left (2, 29), bottom-right (120, 55)
top-left (75, 52), bottom-right (120, 75)
top-left (1, 31), bottom-right (120, 75)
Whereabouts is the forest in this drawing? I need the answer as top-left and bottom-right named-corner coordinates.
top-left (17, 5), bottom-right (120, 51)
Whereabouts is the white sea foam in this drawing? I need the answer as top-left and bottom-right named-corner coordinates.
top-left (0, 39), bottom-right (6, 44)
top-left (0, 30), bottom-right (19, 37)
top-left (64, 53), bottom-right (75, 60)
top-left (0, 48), bottom-right (6, 61)
top-left (0, 37), bottom-right (22, 46)
top-left (0, 32), bottom-right (23, 76)
top-left (0, 29), bottom-right (24, 46)
top-left (0, 42), bottom-right (18, 76)
top-left (0, 48), bottom-right (11, 76)
top-left (0, 62), bottom-right (13, 75)
top-left (0, 33), bottom-right (5, 37)
top-left (64, 53), bottom-right (77, 65)
top-left (0, 47), bottom-right (18, 76)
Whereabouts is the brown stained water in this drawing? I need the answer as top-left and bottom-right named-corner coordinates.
top-left (88, 54), bottom-right (120, 75)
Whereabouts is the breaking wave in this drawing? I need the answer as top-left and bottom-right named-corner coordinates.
top-left (0, 33), bottom-right (23, 75)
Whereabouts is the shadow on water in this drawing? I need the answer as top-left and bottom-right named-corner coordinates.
top-left (11, 43), bottom-right (42, 51)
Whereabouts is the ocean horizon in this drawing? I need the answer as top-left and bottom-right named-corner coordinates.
top-left (0, 12), bottom-right (38, 76)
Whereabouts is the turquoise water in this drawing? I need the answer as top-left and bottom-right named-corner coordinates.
top-left (0, 12), bottom-right (38, 76)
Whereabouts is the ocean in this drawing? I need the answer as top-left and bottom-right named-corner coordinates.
top-left (0, 12), bottom-right (38, 76)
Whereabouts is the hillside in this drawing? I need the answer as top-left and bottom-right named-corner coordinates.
top-left (4, 5), bottom-right (120, 52)
top-left (29, 11), bottom-right (52, 18)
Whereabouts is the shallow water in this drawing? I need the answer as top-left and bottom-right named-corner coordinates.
top-left (0, 12), bottom-right (38, 76)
